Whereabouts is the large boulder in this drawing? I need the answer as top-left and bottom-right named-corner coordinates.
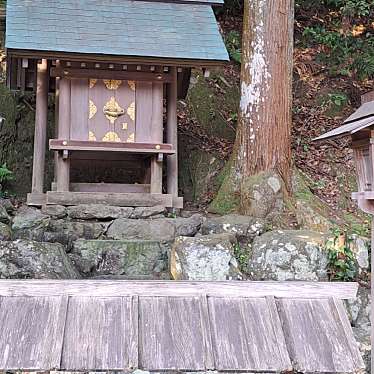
top-left (0, 205), bottom-right (10, 224)
top-left (353, 327), bottom-right (371, 373)
top-left (12, 206), bottom-right (50, 241)
top-left (248, 230), bottom-right (329, 281)
top-left (44, 220), bottom-right (108, 250)
top-left (69, 240), bottom-right (169, 279)
top-left (0, 223), bottom-right (11, 241)
top-left (107, 214), bottom-right (203, 242)
top-left (67, 204), bottom-right (133, 220)
top-left (170, 233), bottom-right (241, 281)
top-left (0, 240), bottom-right (80, 279)
top-left (41, 204), bottom-right (67, 219)
top-left (130, 206), bottom-right (166, 219)
top-left (201, 214), bottom-right (265, 242)
top-left (346, 287), bottom-right (371, 332)
top-left (107, 218), bottom-right (176, 241)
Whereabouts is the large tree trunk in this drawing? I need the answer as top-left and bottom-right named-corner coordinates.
top-left (211, 0), bottom-right (294, 218)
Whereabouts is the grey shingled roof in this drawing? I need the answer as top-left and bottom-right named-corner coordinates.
top-left (6, 0), bottom-right (229, 62)
top-left (314, 100), bottom-right (374, 141)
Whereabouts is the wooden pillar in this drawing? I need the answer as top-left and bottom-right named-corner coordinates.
top-left (150, 82), bottom-right (163, 194)
top-left (371, 219), bottom-right (374, 374)
top-left (167, 67), bottom-right (178, 197)
top-left (54, 67), bottom-right (60, 183)
top-left (31, 59), bottom-right (49, 194)
top-left (56, 77), bottom-right (71, 191)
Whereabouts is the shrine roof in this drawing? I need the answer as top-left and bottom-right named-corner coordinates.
top-left (5, 0), bottom-right (229, 64)
top-left (0, 280), bottom-right (364, 373)
top-left (315, 100), bottom-right (374, 141)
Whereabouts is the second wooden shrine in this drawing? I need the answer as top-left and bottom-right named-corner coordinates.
top-left (5, 0), bottom-right (229, 208)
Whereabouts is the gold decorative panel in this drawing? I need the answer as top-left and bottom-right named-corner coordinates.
top-left (128, 81), bottom-right (136, 91)
top-left (127, 133), bottom-right (135, 143)
top-left (104, 79), bottom-right (122, 90)
top-left (88, 131), bottom-right (97, 141)
top-left (89, 100), bottom-right (97, 119)
top-left (103, 131), bottom-right (121, 142)
top-left (127, 102), bottom-right (136, 121)
top-left (89, 79), bottom-right (97, 89)
top-left (103, 97), bottom-right (125, 124)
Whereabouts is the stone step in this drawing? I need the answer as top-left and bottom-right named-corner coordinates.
top-left (69, 239), bottom-right (170, 279)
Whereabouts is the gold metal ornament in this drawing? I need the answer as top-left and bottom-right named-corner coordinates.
top-left (103, 79), bottom-right (122, 90)
top-left (127, 102), bottom-right (136, 121)
top-left (127, 133), bottom-right (135, 143)
top-left (89, 79), bottom-right (97, 89)
top-left (128, 81), bottom-right (136, 91)
top-left (103, 97), bottom-right (125, 124)
top-left (89, 100), bottom-right (97, 120)
top-left (102, 131), bottom-right (121, 142)
top-left (88, 131), bottom-right (97, 141)
top-left (122, 123), bottom-right (128, 130)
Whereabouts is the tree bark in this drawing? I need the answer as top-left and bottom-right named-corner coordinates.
top-left (212, 0), bottom-right (294, 215)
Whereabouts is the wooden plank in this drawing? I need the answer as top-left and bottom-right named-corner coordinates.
top-left (49, 139), bottom-right (175, 154)
top-left (198, 295), bottom-right (215, 370)
top-left (167, 67), bottom-right (179, 198)
top-left (46, 192), bottom-right (173, 207)
top-left (0, 280), bottom-right (358, 299)
top-left (50, 67), bottom-right (173, 83)
top-left (51, 182), bottom-right (150, 193)
top-left (56, 77), bottom-right (71, 192)
top-left (61, 296), bottom-right (137, 371)
top-left (0, 296), bottom-right (68, 370)
top-left (277, 298), bottom-right (365, 373)
top-left (70, 78), bottom-right (89, 140)
top-left (135, 82), bottom-right (154, 143)
top-left (208, 297), bottom-right (292, 372)
top-left (139, 296), bottom-right (207, 371)
top-left (331, 298), bottom-right (365, 370)
top-left (31, 59), bottom-right (48, 194)
top-left (128, 295), bottom-right (139, 370)
top-left (150, 82), bottom-right (164, 194)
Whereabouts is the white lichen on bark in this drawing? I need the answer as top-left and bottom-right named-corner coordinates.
top-left (240, 0), bottom-right (271, 127)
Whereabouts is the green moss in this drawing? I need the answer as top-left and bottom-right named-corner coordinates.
top-left (208, 161), bottom-right (240, 214)
top-left (187, 71), bottom-right (239, 142)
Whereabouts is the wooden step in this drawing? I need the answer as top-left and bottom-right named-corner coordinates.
top-left (46, 191), bottom-right (174, 207)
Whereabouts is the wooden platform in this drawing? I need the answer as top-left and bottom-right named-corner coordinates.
top-left (0, 280), bottom-right (364, 373)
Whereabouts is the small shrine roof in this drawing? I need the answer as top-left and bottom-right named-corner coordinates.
top-left (315, 99), bottom-right (374, 141)
top-left (5, 0), bottom-right (229, 64)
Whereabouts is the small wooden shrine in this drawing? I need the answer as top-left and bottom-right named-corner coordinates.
top-left (5, 0), bottom-right (229, 208)
top-left (315, 91), bottom-right (374, 214)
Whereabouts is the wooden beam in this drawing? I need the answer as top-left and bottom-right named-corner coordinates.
top-left (31, 59), bottom-right (49, 194)
top-left (26, 192), bottom-right (47, 206)
top-left (49, 139), bottom-right (175, 154)
top-left (50, 67), bottom-right (170, 83)
top-left (150, 83), bottom-right (164, 194)
top-left (51, 182), bottom-right (150, 194)
top-left (167, 67), bottom-right (179, 199)
top-left (7, 49), bottom-right (227, 68)
top-left (46, 192), bottom-right (173, 207)
top-left (0, 281), bottom-right (359, 299)
top-left (56, 78), bottom-right (71, 192)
